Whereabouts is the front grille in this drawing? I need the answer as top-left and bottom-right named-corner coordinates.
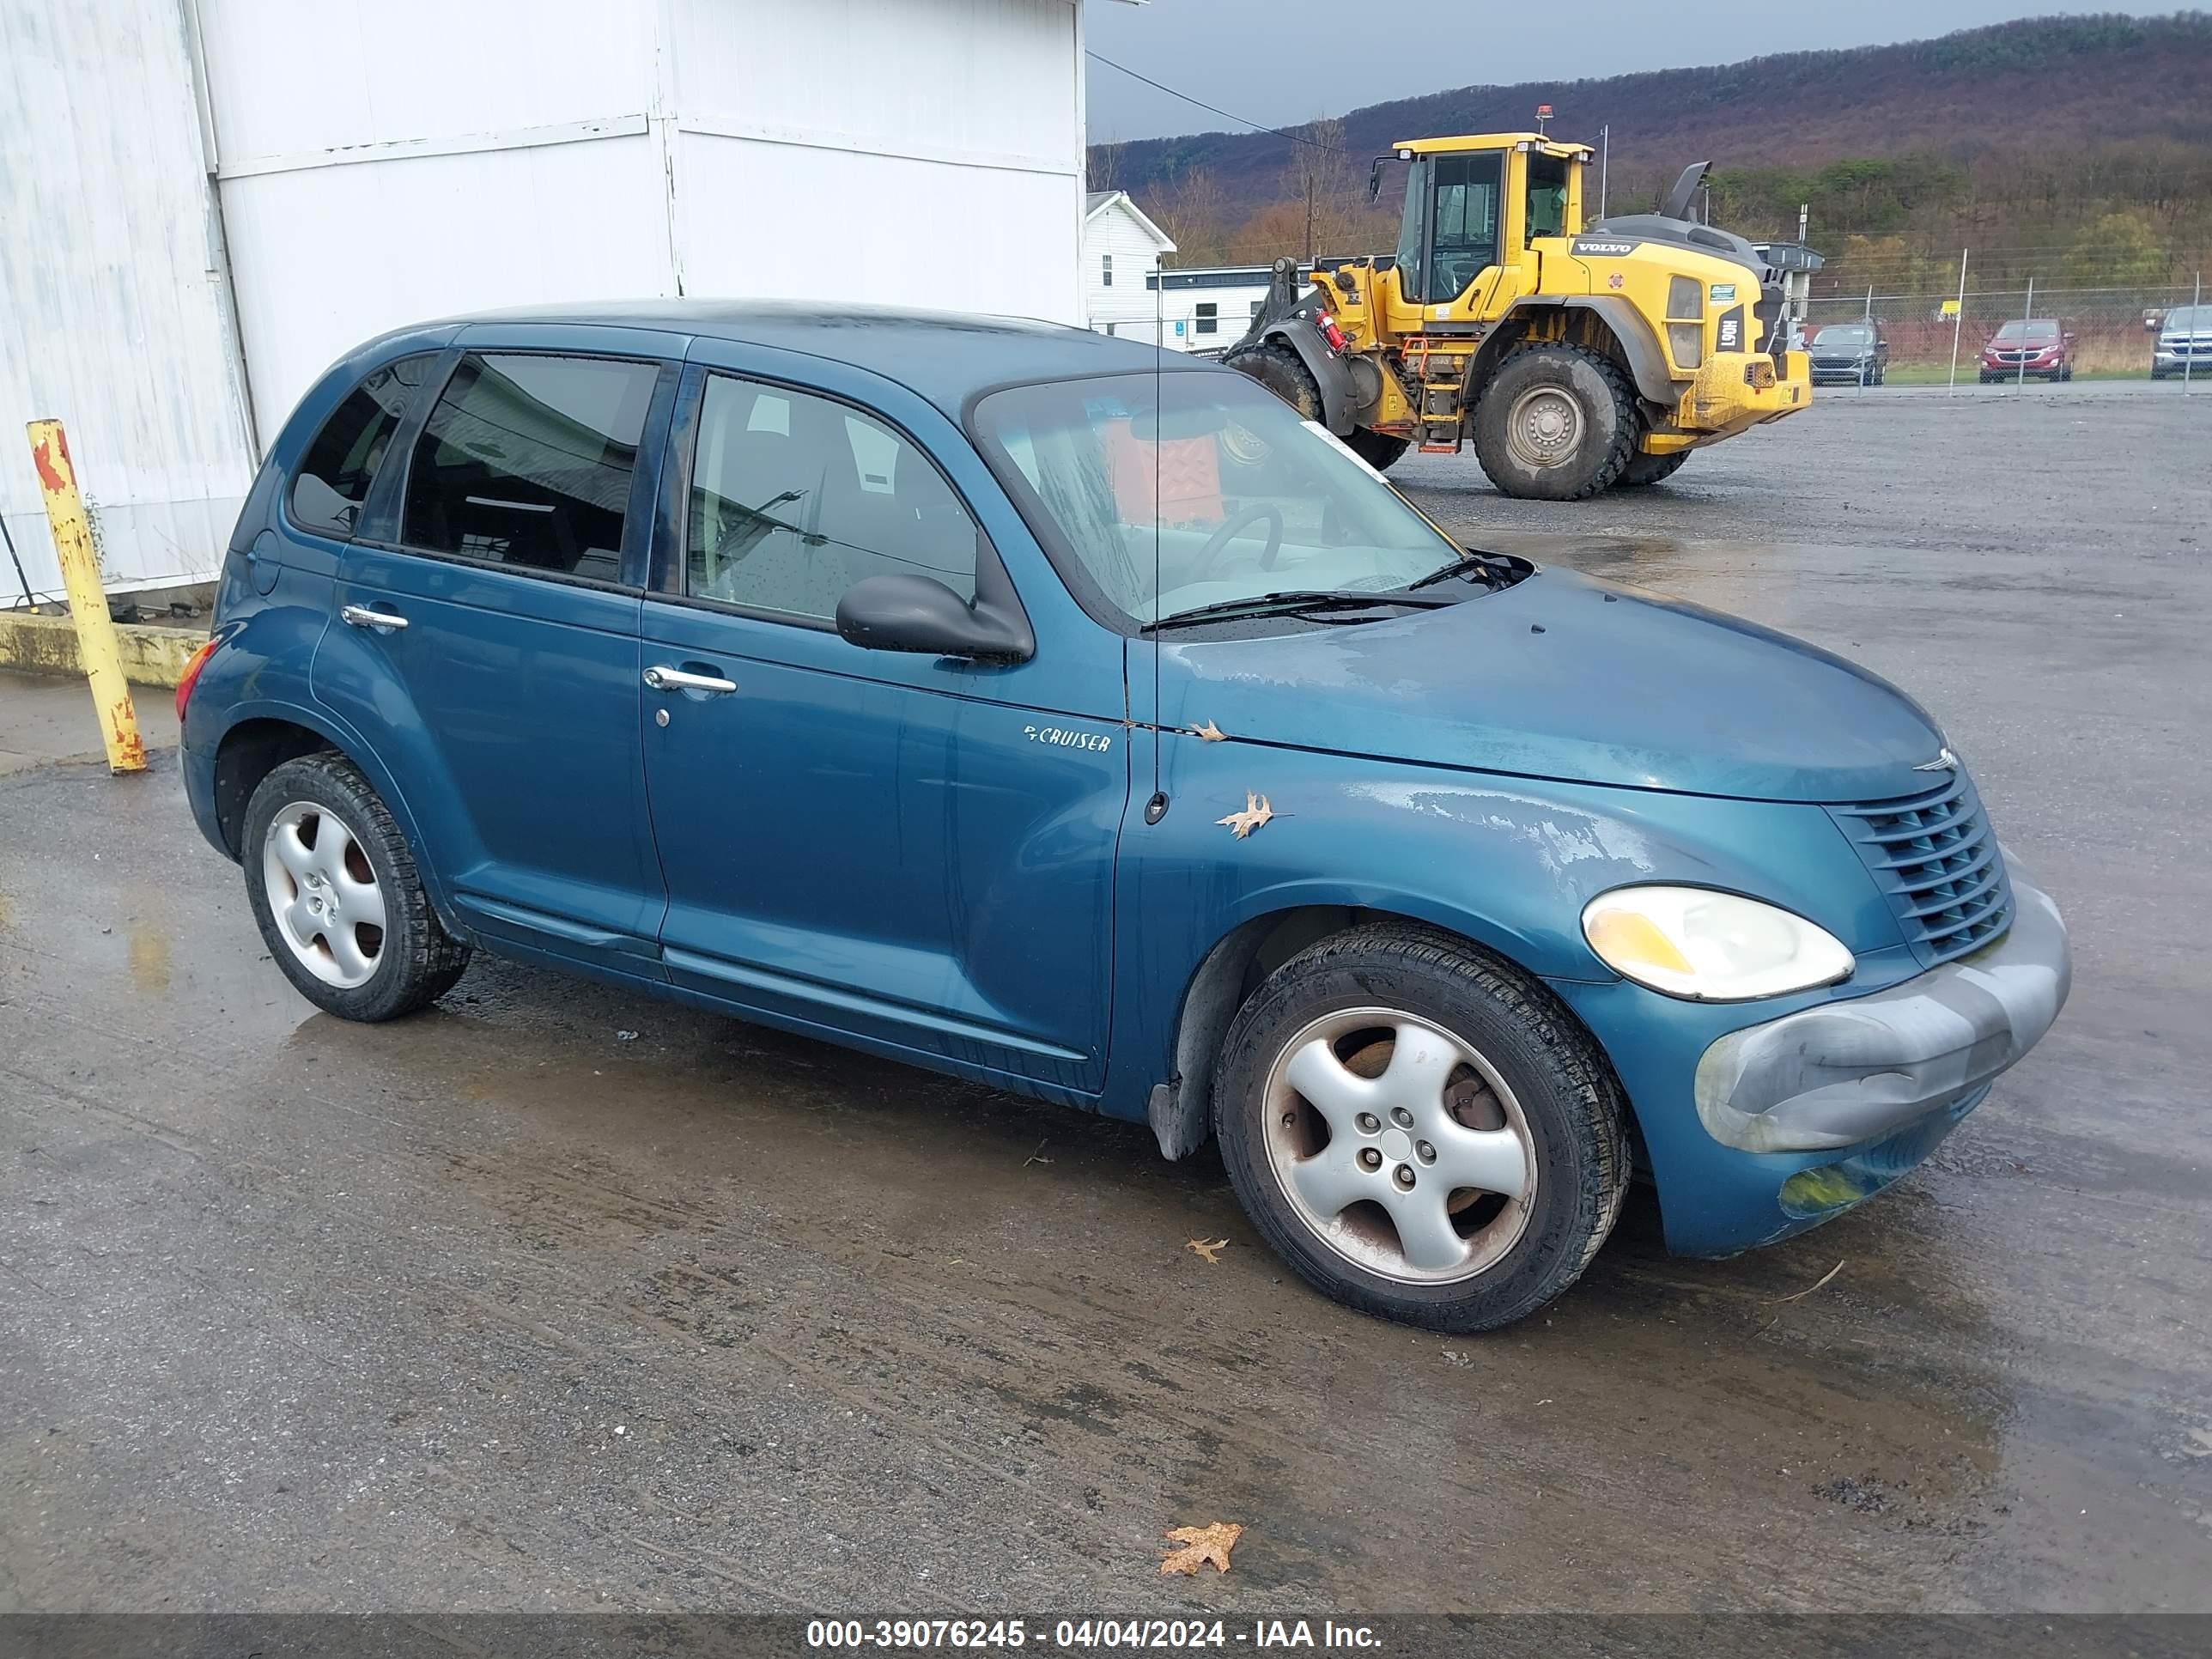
top-left (1828, 771), bottom-right (2014, 966)
top-left (1813, 357), bottom-right (1861, 369)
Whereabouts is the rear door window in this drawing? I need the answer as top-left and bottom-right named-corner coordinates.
top-left (289, 355), bottom-right (434, 538)
top-left (400, 353), bottom-right (661, 584)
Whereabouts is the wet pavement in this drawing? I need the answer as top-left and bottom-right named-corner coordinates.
top-left (3, 392), bottom-right (2210, 1614)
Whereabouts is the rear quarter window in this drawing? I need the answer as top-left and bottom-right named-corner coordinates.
top-left (289, 355), bottom-right (436, 538)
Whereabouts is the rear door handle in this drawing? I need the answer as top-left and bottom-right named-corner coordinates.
top-left (644, 664), bottom-right (737, 695)
top-left (340, 604), bottom-right (408, 633)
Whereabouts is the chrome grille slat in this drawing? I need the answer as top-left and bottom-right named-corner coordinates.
top-left (1827, 769), bottom-right (2014, 968)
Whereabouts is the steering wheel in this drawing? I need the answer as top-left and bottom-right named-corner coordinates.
top-left (1190, 502), bottom-right (1285, 581)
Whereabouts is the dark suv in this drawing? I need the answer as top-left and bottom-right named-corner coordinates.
top-left (1807, 321), bottom-right (1887, 386)
top-left (1979, 319), bottom-right (2075, 382)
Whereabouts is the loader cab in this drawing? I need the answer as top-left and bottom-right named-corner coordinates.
top-left (1376, 134), bottom-right (1589, 318)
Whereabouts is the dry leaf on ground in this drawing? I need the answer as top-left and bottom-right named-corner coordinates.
top-left (1186, 1237), bottom-right (1228, 1264)
top-left (1160, 1521), bottom-right (1243, 1576)
top-left (1216, 792), bottom-right (1274, 839)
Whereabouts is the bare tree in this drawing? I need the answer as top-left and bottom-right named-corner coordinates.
top-left (1086, 141), bottom-right (1124, 194)
top-left (1153, 168), bottom-right (1233, 266)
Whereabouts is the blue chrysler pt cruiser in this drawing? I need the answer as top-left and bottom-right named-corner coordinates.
top-left (179, 304), bottom-right (2070, 1331)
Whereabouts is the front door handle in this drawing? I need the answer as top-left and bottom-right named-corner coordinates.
top-left (340, 604), bottom-right (408, 633)
top-left (644, 664), bottom-right (737, 695)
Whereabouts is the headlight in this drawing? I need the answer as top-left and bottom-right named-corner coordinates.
top-left (1581, 886), bottom-right (1853, 1001)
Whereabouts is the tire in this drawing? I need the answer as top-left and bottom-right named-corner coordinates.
top-left (1213, 925), bottom-right (1628, 1333)
top-left (1225, 340), bottom-right (1322, 423)
top-left (1615, 448), bottom-right (1690, 489)
top-left (1469, 343), bottom-right (1636, 501)
top-left (243, 751), bottom-right (471, 1021)
top-left (1344, 428), bottom-right (1410, 471)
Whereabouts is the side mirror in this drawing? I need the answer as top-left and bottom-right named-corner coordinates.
top-left (836, 574), bottom-right (1034, 664)
top-left (1366, 158), bottom-right (1384, 204)
top-left (2064, 331), bottom-right (2078, 344)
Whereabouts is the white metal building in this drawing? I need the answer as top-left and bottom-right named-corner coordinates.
top-left (1081, 190), bottom-right (1175, 338)
top-left (1, 0), bottom-right (1106, 604)
top-left (1127, 265), bottom-right (1305, 352)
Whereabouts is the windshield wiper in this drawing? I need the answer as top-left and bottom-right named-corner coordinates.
top-left (1406, 551), bottom-right (1516, 592)
top-left (1141, 589), bottom-right (1456, 633)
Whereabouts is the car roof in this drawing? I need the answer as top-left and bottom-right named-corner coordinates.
top-left (438, 299), bottom-right (1203, 415)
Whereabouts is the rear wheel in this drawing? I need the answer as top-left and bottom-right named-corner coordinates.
top-left (1470, 343), bottom-right (1637, 501)
top-left (1214, 925), bottom-right (1628, 1332)
top-left (1225, 340), bottom-right (1322, 422)
top-left (1344, 428), bottom-right (1410, 471)
top-left (243, 753), bottom-right (470, 1022)
top-left (1615, 448), bottom-right (1690, 489)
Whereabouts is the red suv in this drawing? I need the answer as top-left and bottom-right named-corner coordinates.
top-left (1979, 319), bottom-right (2075, 382)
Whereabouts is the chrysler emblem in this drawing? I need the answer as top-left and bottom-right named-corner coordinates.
top-left (1912, 747), bottom-right (1959, 772)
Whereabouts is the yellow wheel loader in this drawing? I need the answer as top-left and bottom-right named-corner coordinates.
top-left (1224, 134), bottom-right (1820, 499)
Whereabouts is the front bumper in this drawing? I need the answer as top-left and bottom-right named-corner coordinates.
top-left (1693, 873), bottom-right (2070, 1155)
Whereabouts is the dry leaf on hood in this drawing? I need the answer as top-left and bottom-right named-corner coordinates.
top-left (1189, 720), bottom-right (1229, 742)
top-left (1216, 792), bottom-right (1274, 839)
top-left (1160, 1521), bottom-right (1243, 1576)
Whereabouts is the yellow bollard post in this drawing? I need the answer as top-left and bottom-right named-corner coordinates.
top-left (26, 419), bottom-right (145, 774)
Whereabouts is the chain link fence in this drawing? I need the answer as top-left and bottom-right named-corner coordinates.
top-left (1798, 252), bottom-right (2209, 390)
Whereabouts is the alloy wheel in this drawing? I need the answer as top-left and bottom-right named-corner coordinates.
top-left (1261, 1007), bottom-right (1537, 1285)
top-left (261, 801), bottom-right (386, 988)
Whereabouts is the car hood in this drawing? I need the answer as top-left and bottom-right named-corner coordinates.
top-left (1152, 565), bottom-right (1947, 804)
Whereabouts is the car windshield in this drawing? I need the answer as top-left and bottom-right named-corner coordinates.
top-left (1996, 321), bottom-right (2060, 342)
top-left (2165, 306), bottom-right (2211, 331)
top-left (1815, 325), bottom-right (1874, 345)
top-left (971, 371), bottom-right (1462, 626)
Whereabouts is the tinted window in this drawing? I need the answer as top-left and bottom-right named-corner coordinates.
top-left (400, 353), bottom-right (660, 582)
top-left (290, 355), bottom-right (433, 538)
top-left (686, 374), bottom-right (976, 621)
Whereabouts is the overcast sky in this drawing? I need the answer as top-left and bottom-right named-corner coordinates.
top-left (1084, 2), bottom-right (2176, 140)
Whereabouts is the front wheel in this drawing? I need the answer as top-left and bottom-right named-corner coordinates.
top-left (243, 752), bottom-right (471, 1021)
top-left (1214, 926), bottom-right (1628, 1332)
top-left (1224, 340), bottom-right (1322, 423)
top-left (1344, 428), bottom-right (1410, 471)
top-left (1469, 343), bottom-right (1637, 501)
top-left (1614, 448), bottom-right (1690, 489)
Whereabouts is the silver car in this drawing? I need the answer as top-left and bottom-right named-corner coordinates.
top-left (2153, 304), bottom-right (2212, 380)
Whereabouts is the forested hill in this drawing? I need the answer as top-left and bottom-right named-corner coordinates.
top-left (1093, 12), bottom-right (2212, 258)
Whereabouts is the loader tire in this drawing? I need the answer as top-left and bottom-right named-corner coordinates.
top-left (1471, 343), bottom-right (1637, 501)
top-left (1615, 449), bottom-right (1690, 489)
top-left (1346, 428), bottom-right (1410, 471)
top-left (1227, 341), bottom-right (1323, 423)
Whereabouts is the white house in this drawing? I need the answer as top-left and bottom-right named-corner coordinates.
top-left (1, 0), bottom-right (1116, 604)
top-left (1081, 190), bottom-right (1176, 337)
